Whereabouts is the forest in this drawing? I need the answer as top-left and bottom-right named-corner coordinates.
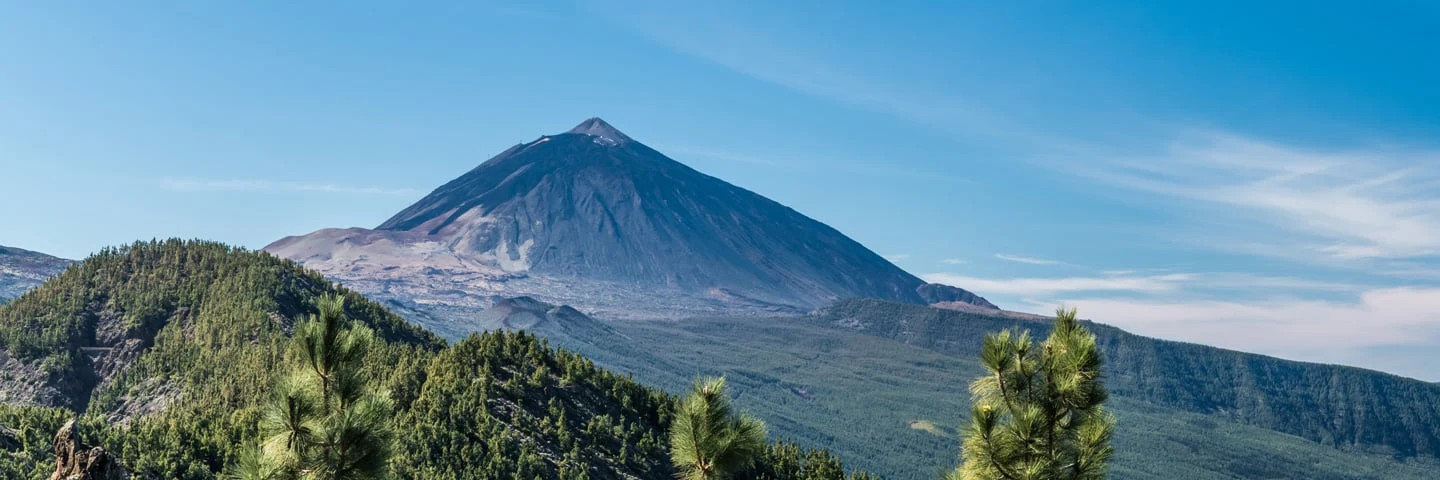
top-left (0, 240), bottom-right (879, 479)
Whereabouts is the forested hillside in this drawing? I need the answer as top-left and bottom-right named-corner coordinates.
top-left (812, 299), bottom-right (1440, 458)
top-left (0, 240), bottom-right (869, 479)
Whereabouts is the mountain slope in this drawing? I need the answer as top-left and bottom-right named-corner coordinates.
top-left (0, 245), bottom-right (70, 302)
top-left (551, 312), bottom-right (1440, 480)
top-left (266, 118), bottom-right (992, 319)
top-left (0, 239), bottom-right (870, 480)
top-left (0, 239), bottom-right (439, 413)
top-left (809, 299), bottom-right (1440, 458)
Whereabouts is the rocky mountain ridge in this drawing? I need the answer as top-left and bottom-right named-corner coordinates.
top-left (0, 245), bottom-right (70, 302)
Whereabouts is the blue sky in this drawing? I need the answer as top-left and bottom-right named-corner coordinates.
top-left (2, 1), bottom-right (1439, 379)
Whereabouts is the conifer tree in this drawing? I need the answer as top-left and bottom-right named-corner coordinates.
top-left (230, 294), bottom-right (395, 480)
top-left (669, 377), bottom-right (767, 480)
top-left (951, 307), bottom-right (1114, 480)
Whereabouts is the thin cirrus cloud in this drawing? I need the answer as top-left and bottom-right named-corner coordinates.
top-left (922, 271), bottom-right (1361, 297)
top-left (993, 253), bottom-right (1070, 266)
top-left (922, 272), bottom-right (1193, 296)
top-left (941, 258), bottom-right (967, 265)
top-left (1074, 131), bottom-right (1440, 264)
top-left (160, 178), bottom-right (420, 196)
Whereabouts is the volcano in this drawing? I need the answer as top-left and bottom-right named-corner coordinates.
top-left (266, 118), bottom-right (993, 318)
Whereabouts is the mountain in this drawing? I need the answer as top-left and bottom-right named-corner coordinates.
top-left (554, 303), bottom-right (1440, 480)
top-left (0, 245), bottom-right (70, 302)
top-left (810, 299), bottom-right (1440, 459)
top-left (0, 239), bottom-right (869, 480)
top-left (265, 118), bottom-right (992, 321)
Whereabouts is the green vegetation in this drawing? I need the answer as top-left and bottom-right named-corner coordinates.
top-left (0, 239), bottom-right (870, 479)
top-left (811, 299), bottom-right (1440, 460)
top-left (231, 295), bottom-right (395, 480)
top-left (951, 307), bottom-right (1113, 480)
top-left (556, 315), bottom-right (1440, 480)
top-left (670, 377), bottom-right (768, 480)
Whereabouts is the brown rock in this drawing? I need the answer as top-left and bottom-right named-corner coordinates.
top-left (50, 419), bottom-right (127, 480)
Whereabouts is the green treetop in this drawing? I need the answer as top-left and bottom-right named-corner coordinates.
top-left (230, 294), bottom-right (395, 480)
top-left (952, 307), bottom-right (1115, 480)
top-left (670, 377), bottom-right (768, 480)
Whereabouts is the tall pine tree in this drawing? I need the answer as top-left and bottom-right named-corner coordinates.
top-left (230, 294), bottom-right (395, 480)
top-left (669, 377), bottom-right (768, 480)
top-left (951, 307), bottom-right (1114, 480)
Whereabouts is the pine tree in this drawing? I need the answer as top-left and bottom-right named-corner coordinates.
top-left (951, 307), bottom-right (1114, 480)
top-left (229, 294), bottom-right (395, 480)
top-left (669, 377), bottom-right (767, 480)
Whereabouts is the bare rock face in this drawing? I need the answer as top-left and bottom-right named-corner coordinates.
top-left (50, 419), bottom-right (128, 480)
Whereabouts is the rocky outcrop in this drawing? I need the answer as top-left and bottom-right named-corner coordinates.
top-left (49, 419), bottom-right (127, 480)
top-left (0, 424), bottom-right (20, 452)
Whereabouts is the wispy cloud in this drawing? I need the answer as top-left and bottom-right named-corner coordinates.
top-left (160, 178), bottom-right (420, 196)
top-left (1076, 132), bottom-right (1440, 263)
top-left (994, 253), bottom-right (1069, 266)
top-left (922, 272), bottom-right (1192, 296)
top-left (941, 258), bottom-right (967, 265)
top-left (925, 270), bottom-right (1361, 298)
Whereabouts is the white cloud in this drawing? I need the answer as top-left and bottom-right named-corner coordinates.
top-left (925, 270), bottom-right (1362, 298)
top-left (883, 253), bottom-right (911, 262)
top-left (941, 258), bottom-right (967, 265)
top-left (922, 272), bottom-right (1191, 296)
top-left (1077, 132), bottom-right (1440, 262)
top-left (994, 253), bottom-right (1069, 266)
top-left (1037, 288), bottom-right (1440, 354)
top-left (160, 178), bottom-right (420, 196)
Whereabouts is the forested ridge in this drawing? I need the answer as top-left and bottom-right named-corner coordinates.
top-left (0, 240), bottom-right (870, 479)
top-left (812, 299), bottom-right (1440, 458)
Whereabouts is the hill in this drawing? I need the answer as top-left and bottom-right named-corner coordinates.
top-left (810, 299), bottom-right (1440, 458)
top-left (265, 118), bottom-right (992, 320)
top-left (552, 312), bottom-right (1440, 480)
top-left (0, 245), bottom-right (70, 302)
top-left (0, 240), bottom-right (871, 479)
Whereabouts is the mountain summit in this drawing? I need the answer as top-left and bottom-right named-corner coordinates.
top-left (565, 117), bottom-right (632, 144)
top-left (267, 118), bottom-right (992, 319)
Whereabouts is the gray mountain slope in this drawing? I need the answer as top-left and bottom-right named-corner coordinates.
top-left (267, 118), bottom-right (993, 315)
top-left (0, 245), bottom-right (70, 302)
